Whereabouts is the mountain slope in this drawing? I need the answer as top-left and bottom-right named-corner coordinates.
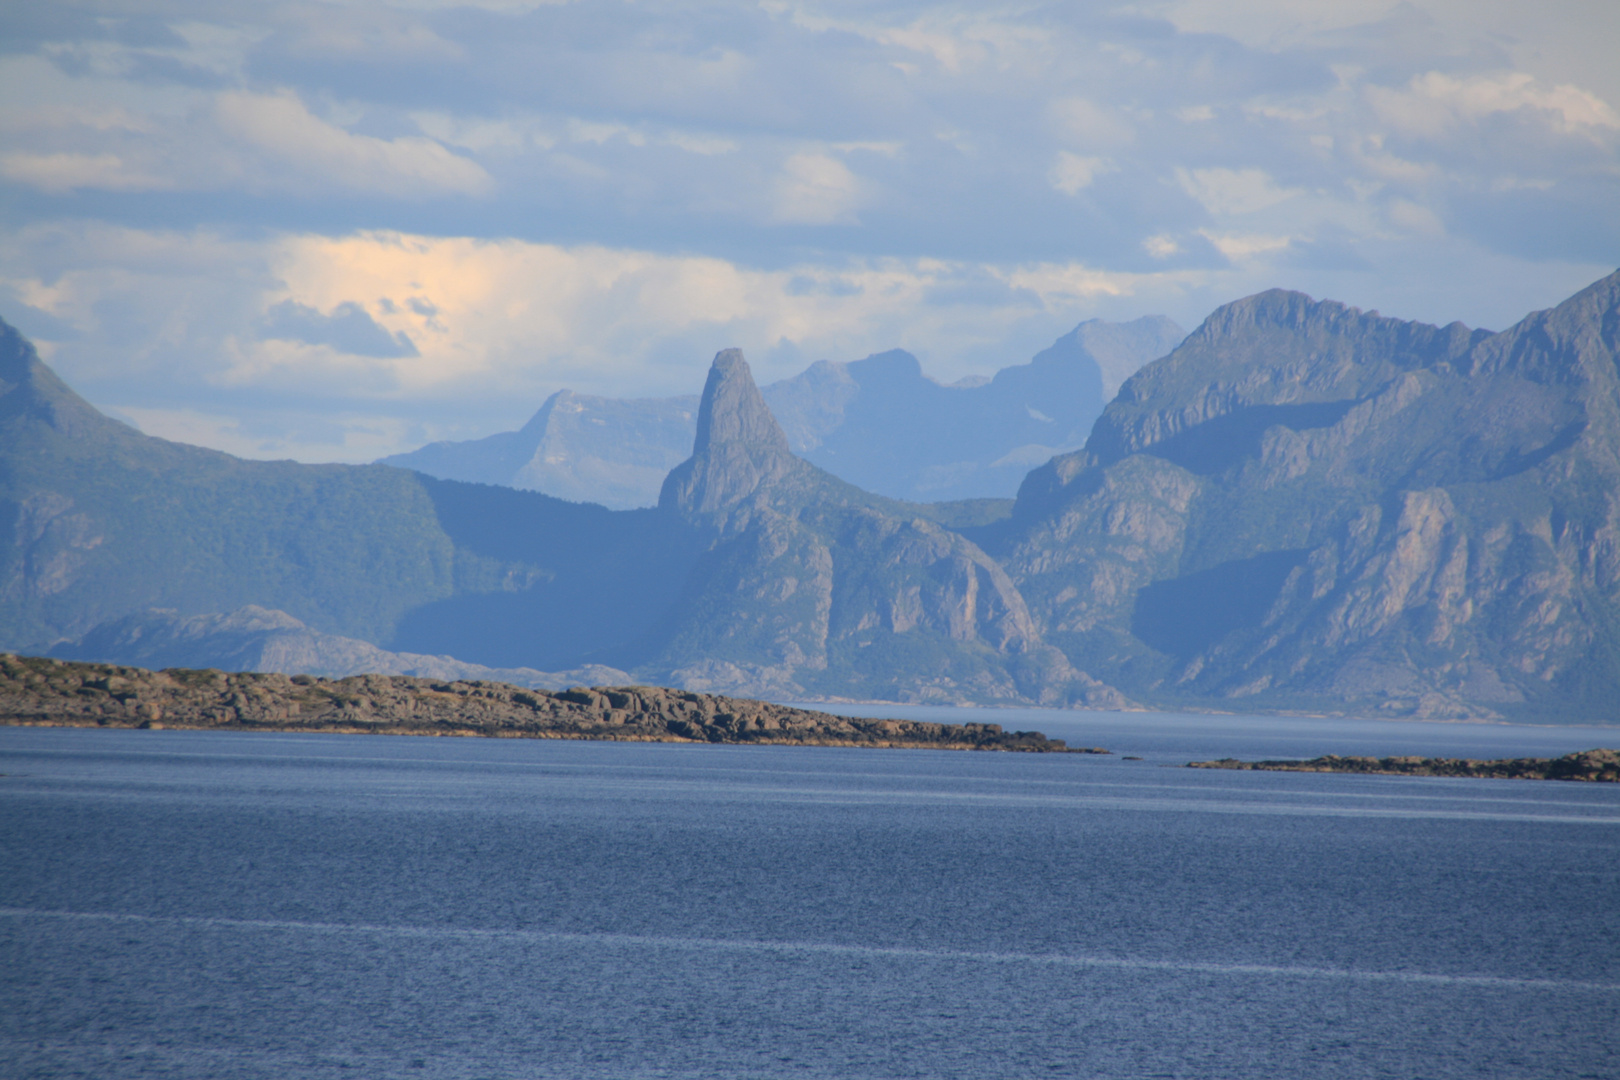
top-left (984, 270), bottom-right (1620, 719)
top-left (0, 317), bottom-right (688, 666)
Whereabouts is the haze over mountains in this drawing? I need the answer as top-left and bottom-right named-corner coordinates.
top-left (7, 271), bottom-right (1620, 720)
top-left (381, 317), bottom-right (1184, 508)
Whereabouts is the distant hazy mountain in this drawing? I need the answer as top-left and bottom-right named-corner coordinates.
top-left (379, 316), bottom-right (1183, 507)
top-left (379, 389), bottom-right (700, 510)
top-left (50, 605), bottom-right (629, 688)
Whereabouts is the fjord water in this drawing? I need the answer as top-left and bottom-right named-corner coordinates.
top-left (2, 714), bottom-right (1616, 1080)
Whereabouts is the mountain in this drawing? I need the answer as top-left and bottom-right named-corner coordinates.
top-left (0, 316), bottom-right (694, 668)
top-left (635, 350), bottom-right (1125, 705)
top-left (379, 316), bottom-right (1183, 507)
top-left (15, 268), bottom-right (1620, 721)
top-left (3, 319), bottom-right (1122, 706)
top-left (978, 270), bottom-right (1620, 720)
top-left (48, 605), bottom-right (630, 688)
top-left (1067, 316), bottom-right (1191, 400)
top-left (376, 389), bottom-right (701, 510)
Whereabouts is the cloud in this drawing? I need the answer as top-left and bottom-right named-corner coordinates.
top-left (111, 405), bottom-right (419, 464)
top-left (1385, 199), bottom-right (1444, 236)
top-left (1143, 234), bottom-right (1181, 258)
top-left (2, 0), bottom-right (1616, 464)
top-left (215, 91), bottom-right (493, 197)
top-left (0, 222), bottom-right (1242, 452)
top-left (1198, 230), bottom-right (1293, 260)
top-left (772, 152), bottom-right (864, 224)
top-left (1049, 153), bottom-right (1112, 195)
top-left (1176, 167), bottom-right (1302, 216)
top-left (1367, 72), bottom-right (1620, 139)
top-left (260, 300), bottom-right (419, 358)
top-left (0, 152), bottom-right (167, 193)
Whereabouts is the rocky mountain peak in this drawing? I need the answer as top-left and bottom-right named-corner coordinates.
top-left (692, 349), bottom-right (792, 457)
top-left (660, 349), bottom-right (798, 515)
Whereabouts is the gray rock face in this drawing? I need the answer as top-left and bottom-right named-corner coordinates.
top-left (380, 317), bottom-right (1184, 507)
top-left (989, 269), bottom-right (1620, 720)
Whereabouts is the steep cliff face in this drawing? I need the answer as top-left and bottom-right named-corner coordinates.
top-left (991, 270), bottom-right (1620, 719)
top-left (643, 350), bottom-right (1121, 706)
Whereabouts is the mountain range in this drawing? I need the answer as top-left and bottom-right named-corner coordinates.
top-left (379, 316), bottom-right (1184, 508)
top-left (7, 269), bottom-right (1620, 720)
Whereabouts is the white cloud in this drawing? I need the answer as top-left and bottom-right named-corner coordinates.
top-left (1176, 167), bottom-right (1302, 216)
top-left (997, 261), bottom-right (1198, 304)
top-left (1, 223), bottom-right (1237, 460)
top-left (1143, 234), bottom-right (1181, 258)
top-left (1198, 230), bottom-right (1292, 260)
top-left (216, 91), bottom-right (493, 197)
top-left (1386, 199), bottom-right (1445, 236)
top-left (772, 152), bottom-right (864, 224)
top-left (1367, 72), bottom-right (1620, 139)
top-left (1049, 152), bottom-right (1111, 195)
top-left (0, 152), bottom-right (167, 194)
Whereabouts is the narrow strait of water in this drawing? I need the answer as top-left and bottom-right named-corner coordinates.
top-left (2, 708), bottom-right (1617, 1080)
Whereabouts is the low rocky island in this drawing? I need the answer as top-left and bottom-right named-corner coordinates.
top-left (0, 654), bottom-right (1094, 753)
top-left (1189, 750), bottom-right (1620, 782)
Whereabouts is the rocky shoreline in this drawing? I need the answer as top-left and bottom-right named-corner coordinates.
top-left (0, 655), bottom-right (1095, 753)
top-left (1188, 750), bottom-right (1620, 782)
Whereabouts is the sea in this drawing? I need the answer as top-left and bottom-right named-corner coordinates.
top-left (2, 706), bottom-right (1617, 1080)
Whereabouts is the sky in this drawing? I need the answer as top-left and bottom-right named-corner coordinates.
top-left (1, 0), bottom-right (1616, 463)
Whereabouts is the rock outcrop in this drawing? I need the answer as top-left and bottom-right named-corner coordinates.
top-left (1189, 749), bottom-right (1620, 781)
top-left (0, 654), bottom-right (1086, 752)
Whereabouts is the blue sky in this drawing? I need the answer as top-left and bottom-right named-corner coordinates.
top-left (1, 0), bottom-right (1616, 462)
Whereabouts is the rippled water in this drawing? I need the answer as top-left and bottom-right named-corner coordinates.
top-left (2, 712), bottom-right (1617, 1079)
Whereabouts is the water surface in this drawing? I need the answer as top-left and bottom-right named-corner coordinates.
top-left (2, 715), bottom-right (1616, 1079)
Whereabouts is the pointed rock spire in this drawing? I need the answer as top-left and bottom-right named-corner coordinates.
top-left (660, 349), bottom-right (797, 515)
